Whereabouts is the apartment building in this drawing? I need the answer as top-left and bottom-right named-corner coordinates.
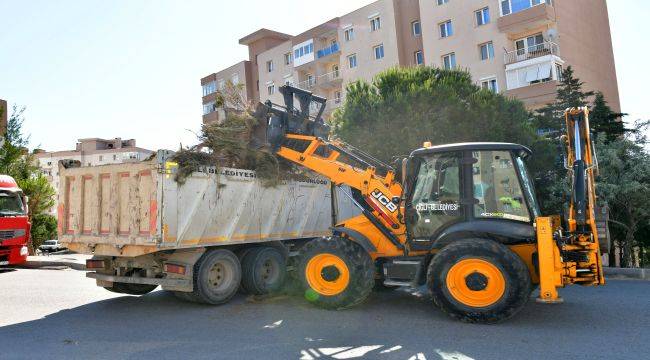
top-left (0, 98), bottom-right (7, 135)
top-left (201, 0), bottom-right (619, 124)
top-left (36, 138), bottom-right (153, 214)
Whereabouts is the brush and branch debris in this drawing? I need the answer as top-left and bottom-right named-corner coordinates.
top-left (171, 81), bottom-right (283, 187)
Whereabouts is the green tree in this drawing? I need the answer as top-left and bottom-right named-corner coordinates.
top-left (332, 66), bottom-right (541, 162)
top-left (0, 105), bottom-right (57, 252)
top-left (596, 121), bottom-right (650, 267)
top-left (534, 66), bottom-right (594, 136)
top-left (590, 91), bottom-right (628, 142)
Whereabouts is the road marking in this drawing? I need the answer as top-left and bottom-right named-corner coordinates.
top-left (263, 320), bottom-right (283, 329)
top-left (435, 349), bottom-right (475, 360)
top-left (380, 345), bottom-right (402, 353)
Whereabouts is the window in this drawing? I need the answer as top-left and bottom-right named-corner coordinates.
top-left (439, 20), bottom-right (453, 38)
top-left (412, 21), bottom-right (421, 36)
top-left (414, 50), bottom-right (424, 65)
top-left (203, 101), bottom-right (216, 115)
top-left (515, 33), bottom-right (544, 55)
top-left (472, 150), bottom-right (531, 222)
top-left (267, 84), bottom-right (275, 95)
top-left (294, 43), bottom-right (314, 60)
top-left (284, 52), bottom-right (292, 65)
top-left (442, 53), bottom-right (456, 69)
top-left (217, 79), bottom-right (226, 90)
top-left (98, 155), bottom-right (103, 162)
top-left (407, 152), bottom-right (462, 240)
top-left (501, 0), bottom-right (550, 16)
top-left (334, 91), bottom-right (342, 104)
top-left (437, 0), bottom-right (449, 4)
top-left (475, 7), bottom-right (490, 26)
top-left (231, 73), bottom-right (239, 85)
top-left (202, 81), bottom-right (216, 96)
top-left (370, 16), bottom-right (381, 31)
top-left (307, 74), bottom-right (315, 87)
top-left (555, 63), bottom-right (563, 81)
top-left (266, 60), bottom-right (274, 73)
top-left (332, 64), bottom-right (340, 78)
top-left (481, 77), bottom-right (498, 92)
top-left (344, 28), bottom-right (355, 41)
top-left (373, 44), bottom-right (384, 60)
top-left (479, 42), bottom-right (495, 60)
top-left (348, 54), bottom-right (357, 68)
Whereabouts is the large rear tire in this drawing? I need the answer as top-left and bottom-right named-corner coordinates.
top-left (241, 246), bottom-right (287, 295)
top-left (427, 239), bottom-right (531, 324)
top-left (297, 237), bottom-right (374, 309)
top-left (191, 249), bottom-right (241, 305)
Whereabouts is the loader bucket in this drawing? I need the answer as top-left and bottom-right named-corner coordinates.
top-left (250, 85), bottom-right (331, 151)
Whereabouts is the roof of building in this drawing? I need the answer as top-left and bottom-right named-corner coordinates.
top-left (35, 146), bottom-right (154, 158)
top-left (238, 28), bottom-right (292, 45)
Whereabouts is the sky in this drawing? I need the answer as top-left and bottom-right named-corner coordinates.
top-left (0, 0), bottom-right (647, 152)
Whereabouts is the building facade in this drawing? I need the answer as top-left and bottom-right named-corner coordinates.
top-left (36, 138), bottom-right (154, 214)
top-left (201, 0), bottom-right (619, 124)
top-left (0, 99), bottom-right (7, 135)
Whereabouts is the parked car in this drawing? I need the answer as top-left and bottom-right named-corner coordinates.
top-left (39, 239), bottom-right (66, 253)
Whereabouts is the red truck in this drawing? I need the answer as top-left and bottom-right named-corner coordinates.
top-left (0, 175), bottom-right (30, 266)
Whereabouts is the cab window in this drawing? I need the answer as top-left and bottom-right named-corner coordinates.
top-left (407, 152), bottom-right (462, 239)
top-left (472, 150), bottom-right (530, 222)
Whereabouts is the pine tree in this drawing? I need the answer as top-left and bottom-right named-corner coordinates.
top-left (534, 66), bottom-right (594, 136)
top-left (590, 91), bottom-right (627, 142)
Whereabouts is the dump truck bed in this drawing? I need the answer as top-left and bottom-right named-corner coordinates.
top-left (58, 156), bottom-right (358, 257)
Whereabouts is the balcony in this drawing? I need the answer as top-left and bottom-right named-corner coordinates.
top-left (296, 70), bottom-right (342, 91)
top-left (316, 43), bottom-right (340, 60)
top-left (504, 41), bottom-right (559, 65)
top-left (497, 2), bottom-right (555, 34)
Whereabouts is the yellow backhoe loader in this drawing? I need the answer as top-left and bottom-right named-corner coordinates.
top-left (253, 85), bottom-right (606, 323)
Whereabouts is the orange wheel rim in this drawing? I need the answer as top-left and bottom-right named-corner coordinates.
top-left (446, 258), bottom-right (506, 307)
top-left (305, 253), bottom-right (350, 296)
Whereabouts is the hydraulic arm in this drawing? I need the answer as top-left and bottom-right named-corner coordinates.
top-left (536, 107), bottom-right (605, 303)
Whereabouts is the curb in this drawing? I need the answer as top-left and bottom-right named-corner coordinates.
top-left (604, 267), bottom-right (649, 281)
top-left (21, 260), bottom-right (86, 271)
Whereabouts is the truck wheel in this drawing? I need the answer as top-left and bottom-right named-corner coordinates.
top-left (241, 247), bottom-right (287, 295)
top-left (103, 283), bottom-right (157, 295)
top-left (427, 239), bottom-right (531, 324)
top-left (297, 237), bottom-right (374, 309)
top-left (191, 249), bottom-right (241, 305)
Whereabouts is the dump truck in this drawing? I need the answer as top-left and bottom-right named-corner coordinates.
top-left (58, 152), bottom-right (359, 302)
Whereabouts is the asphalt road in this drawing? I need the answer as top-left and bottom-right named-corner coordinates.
top-left (0, 268), bottom-right (648, 360)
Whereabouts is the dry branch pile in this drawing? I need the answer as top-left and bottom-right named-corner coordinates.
top-left (171, 82), bottom-right (283, 187)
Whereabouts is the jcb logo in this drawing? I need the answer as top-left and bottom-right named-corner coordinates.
top-left (371, 189), bottom-right (397, 213)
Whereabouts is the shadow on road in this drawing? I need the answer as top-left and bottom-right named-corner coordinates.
top-left (0, 281), bottom-right (648, 359)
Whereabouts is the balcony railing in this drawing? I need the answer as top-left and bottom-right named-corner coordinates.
top-left (504, 41), bottom-right (559, 65)
top-left (318, 70), bottom-right (341, 83)
top-left (296, 70), bottom-right (341, 91)
top-left (316, 43), bottom-right (340, 59)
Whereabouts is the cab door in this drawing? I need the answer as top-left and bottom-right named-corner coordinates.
top-left (404, 152), bottom-right (464, 247)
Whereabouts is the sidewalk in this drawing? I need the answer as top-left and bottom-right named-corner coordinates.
top-left (22, 253), bottom-right (90, 270)
top-left (604, 267), bottom-right (649, 280)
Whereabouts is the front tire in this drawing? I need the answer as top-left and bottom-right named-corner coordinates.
top-left (427, 239), bottom-right (531, 324)
top-left (297, 237), bottom-right (374, 309)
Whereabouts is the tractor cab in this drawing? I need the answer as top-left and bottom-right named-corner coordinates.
top-left (402, 143), bottom-right (541, 251)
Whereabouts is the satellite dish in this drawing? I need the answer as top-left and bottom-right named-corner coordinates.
top-left (547, 29), bottom-right (558, 40)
